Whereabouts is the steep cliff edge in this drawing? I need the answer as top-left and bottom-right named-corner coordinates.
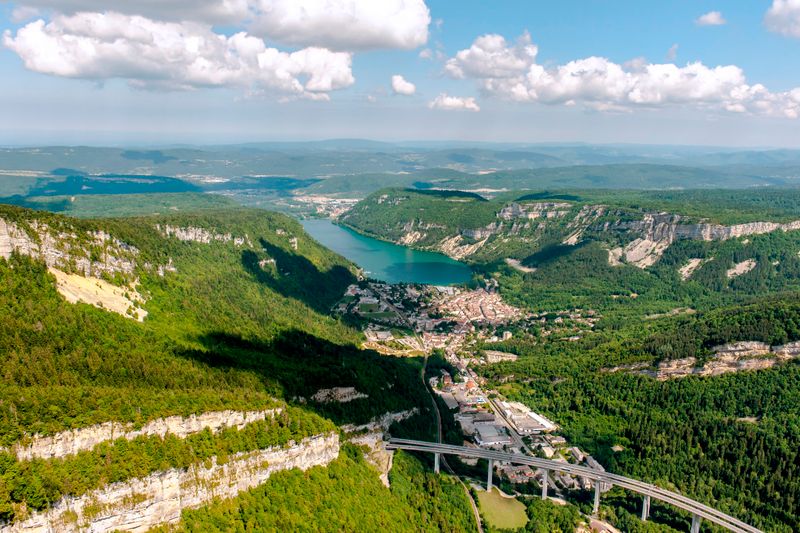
top-left (2, 433), bottom-right (339, 533)
top-left (6, 409), bottom-right (280, 461)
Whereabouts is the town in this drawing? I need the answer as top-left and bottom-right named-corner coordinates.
top-left (336, 279), bottom-right (609, 500)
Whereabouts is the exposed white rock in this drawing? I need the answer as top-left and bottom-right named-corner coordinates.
top-left (9, 409), bottom-right (280, 461)
top-left (349, 431), bottom-right (393, 488)
top-left (504, 258), bottom-right (536, 273)
top-left (49, 268), bottom-right (147, 321)
top-left (679, 258), bottom-right (704, 280)
top-left (341, 409), bottom-right (419, 433)
top-left (726, 259), bottom-right (757, 278)
top-left (311, 387), bottom-right (368, 404)
top-left (712, 341), bottom-right (771, 357)
top-left (0, 218), bottom-right (137, 278)
top-left (399, 231), bottom-right (425, 245)
top-left (644, 341), bottom-right (800, 380)
top-left (3, 433), bottom-right (339, 533)
top-left (498, 202), bottom-right (571, 221)
top-left (156, 225), bottom-right (250, 247)
top-left (605, 213), bottom-right (800, 269)
top-left (438, 235), bottom-right (488, 260)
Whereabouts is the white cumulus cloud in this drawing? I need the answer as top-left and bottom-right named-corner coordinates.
top-left (445, 32), bottom-right (537, 79)
top-left (428, 93), bottom-right (480, 112)
top-left (7, 0), bottom-right (250, 25)
top-left (765, 0), bottom-right (800, 38)
top-left (2, 12), bottom-right (354, 98)
top-left (391, 74), bottom-right (416, 95)
top-left (444, 32), bottom-right (800, 118)
top-left (248, 0), bottom-right (430, 51)
top-left (695, 11), bottom-right (726, 26)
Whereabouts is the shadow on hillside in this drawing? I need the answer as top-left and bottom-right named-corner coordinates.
top-left (241, 238), bottom-right (356, 313)
top-left (180, 329), bottom-right (424, 426)
top-left (522, 241), bottom-right (588, 269)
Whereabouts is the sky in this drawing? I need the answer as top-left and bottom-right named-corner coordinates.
top-left (1, 0), bottom-right (800, 146)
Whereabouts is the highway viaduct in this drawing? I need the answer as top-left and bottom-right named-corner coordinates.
top-left (386, 438), bottom-right (762, 533)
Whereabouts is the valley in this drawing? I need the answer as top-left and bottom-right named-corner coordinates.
top-left (2, 149), bottom-right (800, 532)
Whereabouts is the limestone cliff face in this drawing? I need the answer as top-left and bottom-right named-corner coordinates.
top-left (8, 409), bottom-right (280, 461)
top-left (604, 214), bottom-right (800, 269)
top-left (0, 218), bottom-right (137, 279)
top-left (498, 202), bottom-right (571, 220)
top-left (155, 224), bottom-right (251, 247)
top-left (647, 341), bottom-right (800, 380)
top-left (3, 433), bottom-right (339, 533)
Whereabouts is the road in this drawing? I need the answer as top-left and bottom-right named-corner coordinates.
top-left (421, 355), bottom-right (484, 533)
top-left (387, 439), bottom-right (762, 533)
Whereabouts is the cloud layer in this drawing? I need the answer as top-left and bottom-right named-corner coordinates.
top-left (11, 0), bottom-right (432, 49)
top-left (3, 12), bottom-right (354, 98)
top-left (445, 33), bottom-right (800, 118)
top-left (765, 0), bottom-right (800, 38)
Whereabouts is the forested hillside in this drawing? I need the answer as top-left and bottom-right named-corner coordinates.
top-left (0, 205), bottom-right (475, 530)
top-left (478, 296), bottom-right (800, 532)
top-left (343, 188), bottom-right (800, 318)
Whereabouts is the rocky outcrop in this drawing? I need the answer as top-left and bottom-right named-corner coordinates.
top-left (498, 202), bottom-right (571, 221)
top-left (438, 235), bottom-right (488, 260)
top-left (311, 387), bottom-right (368, 403)
top-left (604, 213), bottom-right (800, 269)
top-left (645, 341), bottom-right (800, 380)
top-left (0, 219), bottom-right (137, 279)
top-left (726, 259), bottom-right (757, 278)
top-left (679, 258), bottom-right (704, 280)
top-left (461, 222), bottom-right (501, 241)
top-left (156, 225), bottom-right (250, 247)
top-left (8, 409), bottom-right (280, 461)
top-left (49, 268), bottom-right (147, 322)
top-left (341, 409), bottom-right (419, 433)
top-left (3, 433), bottom-right (339, 533)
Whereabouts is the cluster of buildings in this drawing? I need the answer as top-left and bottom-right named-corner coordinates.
top-left (293, 195), bottom-right (360, 218)
top-left (340, 280), bottom-right (612, 497)
top-left (497, 401), bottom-right (558, 434)
top-left (437, 288), bottom-right (526, 327)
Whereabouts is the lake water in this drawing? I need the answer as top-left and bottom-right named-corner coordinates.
top-left (301, 219), bottom-right (472, 285)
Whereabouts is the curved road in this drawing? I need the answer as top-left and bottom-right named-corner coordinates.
top-left (420, 356), bottom-right (484, 533)
top-left (387, 439), bottom-right (762, 533)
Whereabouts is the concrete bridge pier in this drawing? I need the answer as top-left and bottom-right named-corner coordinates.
top-left (541, 469), bottom-right (549, 500)
top-left (592, 481), bottom-right (601, 517)
top-left (690, 514), bottom-right (702, 533)
top-left (641, 495), bottom-right (650, 521)
top-left (434, 452), bottom-right (440, 474)
top-left (487, 459), bottom-right (494, 491)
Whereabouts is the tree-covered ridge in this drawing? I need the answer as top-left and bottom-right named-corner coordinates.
top-left (478, 295), bottom-right (800, 532)
top-left (0, 205), bottom-right (428, 443)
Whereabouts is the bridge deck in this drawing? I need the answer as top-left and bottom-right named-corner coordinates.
top-left (387, 438), bottom-right (761, 533)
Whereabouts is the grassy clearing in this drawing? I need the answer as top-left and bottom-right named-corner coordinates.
top-left (477, 487), bottom-right (528, 530)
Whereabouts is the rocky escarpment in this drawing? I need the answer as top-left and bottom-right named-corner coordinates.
top-left (645, 341), bottom-right (800, 380)
top-left (0, 218), bottom-right (137, 279)
top-left (2, 433), bottom-right (339, 533)
top-left (7, 409), bottom-right (280, 461)
top-left (156, 224), bottom-right (252, 247)
top-left (498, 202), bottom-right (572, 221)
top-left (605, 213), bottom-right (800, 269)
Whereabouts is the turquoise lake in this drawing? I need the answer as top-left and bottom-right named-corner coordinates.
top-left (301, 219), bottom-right (472, 285)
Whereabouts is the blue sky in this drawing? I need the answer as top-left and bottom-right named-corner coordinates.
top-left (1, 0), bottom-right (800, 146)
